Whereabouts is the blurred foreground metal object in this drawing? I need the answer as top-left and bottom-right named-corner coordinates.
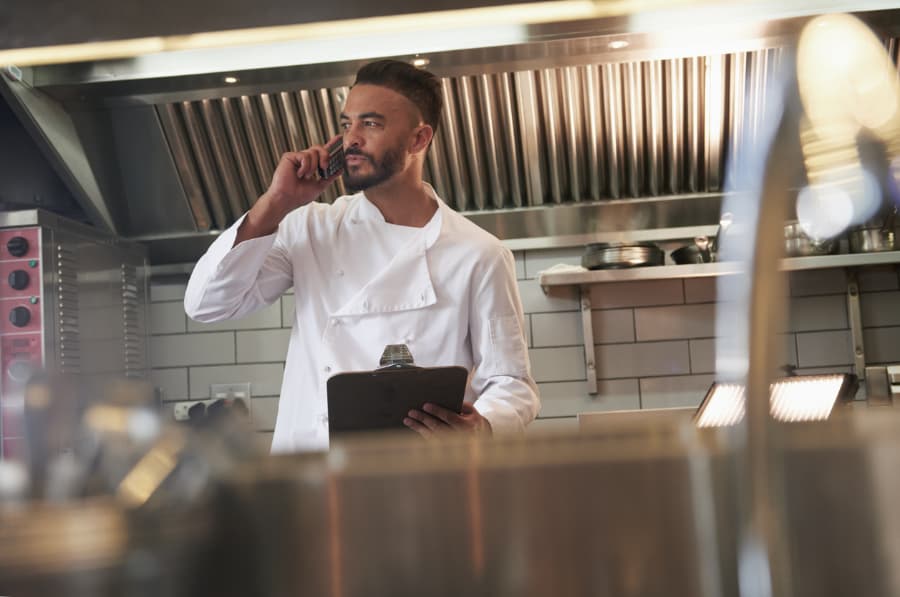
top-left (3, 405), bottom-right (900, 596)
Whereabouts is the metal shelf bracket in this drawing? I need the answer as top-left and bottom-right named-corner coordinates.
top-left (579, 285), bottom-right (598, 394)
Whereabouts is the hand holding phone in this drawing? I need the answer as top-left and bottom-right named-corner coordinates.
top-left (317, 138), bottom-right (345, 180)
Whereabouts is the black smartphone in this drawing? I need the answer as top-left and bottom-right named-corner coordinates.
top-left (317, 138), bottom-right (345, 179)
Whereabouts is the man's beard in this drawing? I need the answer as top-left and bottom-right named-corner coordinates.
top-left (342, 146), bottom-right (403, 193)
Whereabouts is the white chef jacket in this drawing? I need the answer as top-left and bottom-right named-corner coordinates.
top-left (184, 185), bottom-right (540, 452)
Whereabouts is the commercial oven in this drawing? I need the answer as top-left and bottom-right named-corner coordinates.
top-left (0, 210), bottom-right (149, 460)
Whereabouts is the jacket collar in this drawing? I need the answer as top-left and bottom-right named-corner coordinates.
top-left (335, 185), bottom-right (445, 317)
top-left (351, 183), bottom-right (444, 250)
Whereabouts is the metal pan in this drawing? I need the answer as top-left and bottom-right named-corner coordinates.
top-left (582, 242), bottom-right (665, 270)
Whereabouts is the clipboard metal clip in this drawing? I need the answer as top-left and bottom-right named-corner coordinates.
top-left (377, 344), bottom-right (417, 370)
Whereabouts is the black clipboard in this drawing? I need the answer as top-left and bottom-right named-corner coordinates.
top-left (326, 365), bottom-right (468, 435)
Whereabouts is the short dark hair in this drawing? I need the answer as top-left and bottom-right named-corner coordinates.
top-left (354, 59), bottom-right (443, 133)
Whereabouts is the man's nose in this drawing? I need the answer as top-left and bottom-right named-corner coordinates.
top-left (344, 123), bottom-right (364, 148)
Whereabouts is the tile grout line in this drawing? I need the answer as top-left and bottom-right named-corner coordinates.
top-left (631, 307), bottom-right (638, 347)
top-left (687, 338), bottom-right (694, 375)
top-left (528, 314), bottom-right (534, 349)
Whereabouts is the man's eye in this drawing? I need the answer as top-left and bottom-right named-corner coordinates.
top-left (340, 122), bottom-right (351, 130)
top-left (364, 120), bottom-right (380, 128)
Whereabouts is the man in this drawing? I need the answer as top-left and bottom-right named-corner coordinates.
top-left (184, 60), bottom-right (539, 452)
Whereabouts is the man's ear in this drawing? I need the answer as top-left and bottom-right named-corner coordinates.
top-left (409, 124), bottom-right (434, 154)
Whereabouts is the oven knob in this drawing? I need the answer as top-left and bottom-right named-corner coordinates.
top-left (8, 270), bottom-right (29, 290)
top-left (7, 360), bottom-right (35, 384)
top-left (7, 236), bottom-right (29, 257)
top-left (9, 306), bottom-right (31, 327)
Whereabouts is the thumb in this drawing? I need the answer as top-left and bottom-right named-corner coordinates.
top-left (460, 402), bottom-right (476, 415)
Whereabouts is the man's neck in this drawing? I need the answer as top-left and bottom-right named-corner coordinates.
top-left (363, 169), bottom-right (437, 227)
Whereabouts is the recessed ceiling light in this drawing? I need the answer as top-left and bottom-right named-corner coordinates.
top-left (412, 57), bottom-right (430, 68)
top-left (608, 40), bottom-right (629, 50)
top-left (223, 75), bottom-right (239, 84)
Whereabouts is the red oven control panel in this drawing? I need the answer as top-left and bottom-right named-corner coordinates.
top-left (0, 226), bottom-right (43, 461)
top-left (0, 260), bottom-right (40, 297)
top-left (0, 229), bottom-right (40, 261)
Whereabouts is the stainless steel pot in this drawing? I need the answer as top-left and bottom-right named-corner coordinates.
top-left (848, 227), bottom-right (895, 253)
top-left (784, 222), bottom-right (838, 257)
top-left (218, 429), bottom-right (731, 597)
top-left (849, 208), bottom-right (897, 253)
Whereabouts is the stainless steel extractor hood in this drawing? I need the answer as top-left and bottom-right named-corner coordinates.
top-left (4, 3), bottom-right (900, 263)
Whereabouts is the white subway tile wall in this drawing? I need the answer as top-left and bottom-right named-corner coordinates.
top-left (795, 330), bottom-right (854, 368)
top-left (687, 334), bottom-right (802, 373)
top-left (148, 250), bottom-right (900, 438)
top-left (596, 340), bottom-right (691, 379)
top-left (857, 268), bottom-right (900, 292)
top-left (640, 374), bottom-right (715, 409)
top-left (789, 269), bottom-right (848, 296)
top-left (634, 304), bottom-right (715, 341)
top-left (530, 346), bottom-right (586, 382)
top-left (788, 295), bottom-right (848, 332)
top-left (149, 302), bottom-right (188, 335)
top-left (188, 363), bottom-right (284, 400)
top-left (150, 332), bottom-right (236, 368)
top-left (150, 282), bottom-right (188, 302)
top-left (864, 326), bottom-right (900, 364)
top-left (860, 292), bottom-right (900, 328)
top-left (282, 294), bottom-right (295, 326)
top-left (150, 367), bottom-right (189, 402)
top-left (689, 339), bottom-right (716, 374)
top-left (251, 397), bottom-right (280, 432)
top-left (532, 311), bottom-right (583, 347)
top-left (236, 329), bottom-right (292, 363)
top-left (518, 278), bottom-right (579, 313)
top-left (538, 379), bottom-right (640, 417)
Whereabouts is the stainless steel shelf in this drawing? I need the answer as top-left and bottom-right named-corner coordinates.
top-left (539, 251), bottom-right (900, 288)
top-left (540, 250), bottom-right (900, 396)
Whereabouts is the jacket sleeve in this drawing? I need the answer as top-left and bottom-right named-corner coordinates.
top-left (468, 246), bottom-right (541, 432)
top-left (184, 213), bottom-right (294, 323)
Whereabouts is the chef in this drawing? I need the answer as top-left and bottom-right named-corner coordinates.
top-left (184, 59), bottom-right (540, 452)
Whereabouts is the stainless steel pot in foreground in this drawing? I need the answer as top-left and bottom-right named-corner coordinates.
top-left (213, 411), bottom-right (900, 597)
top-left (218, 427), bottom-right (727, 597)
top-left (4, 411), bottom-right (900, 597)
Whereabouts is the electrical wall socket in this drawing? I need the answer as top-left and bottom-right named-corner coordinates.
top-left (210, 383), bottom-right (251, 401)
top-left (171, 383), bottom-right (251, 421)
top-left (173, 399), bottom-right (214, 421)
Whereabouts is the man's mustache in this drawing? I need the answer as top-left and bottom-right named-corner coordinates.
top-left (344, 148), bottom-right (373, 162)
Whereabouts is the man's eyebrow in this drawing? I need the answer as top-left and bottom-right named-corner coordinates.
top-left (339, 112), bottom-right (386, 120)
